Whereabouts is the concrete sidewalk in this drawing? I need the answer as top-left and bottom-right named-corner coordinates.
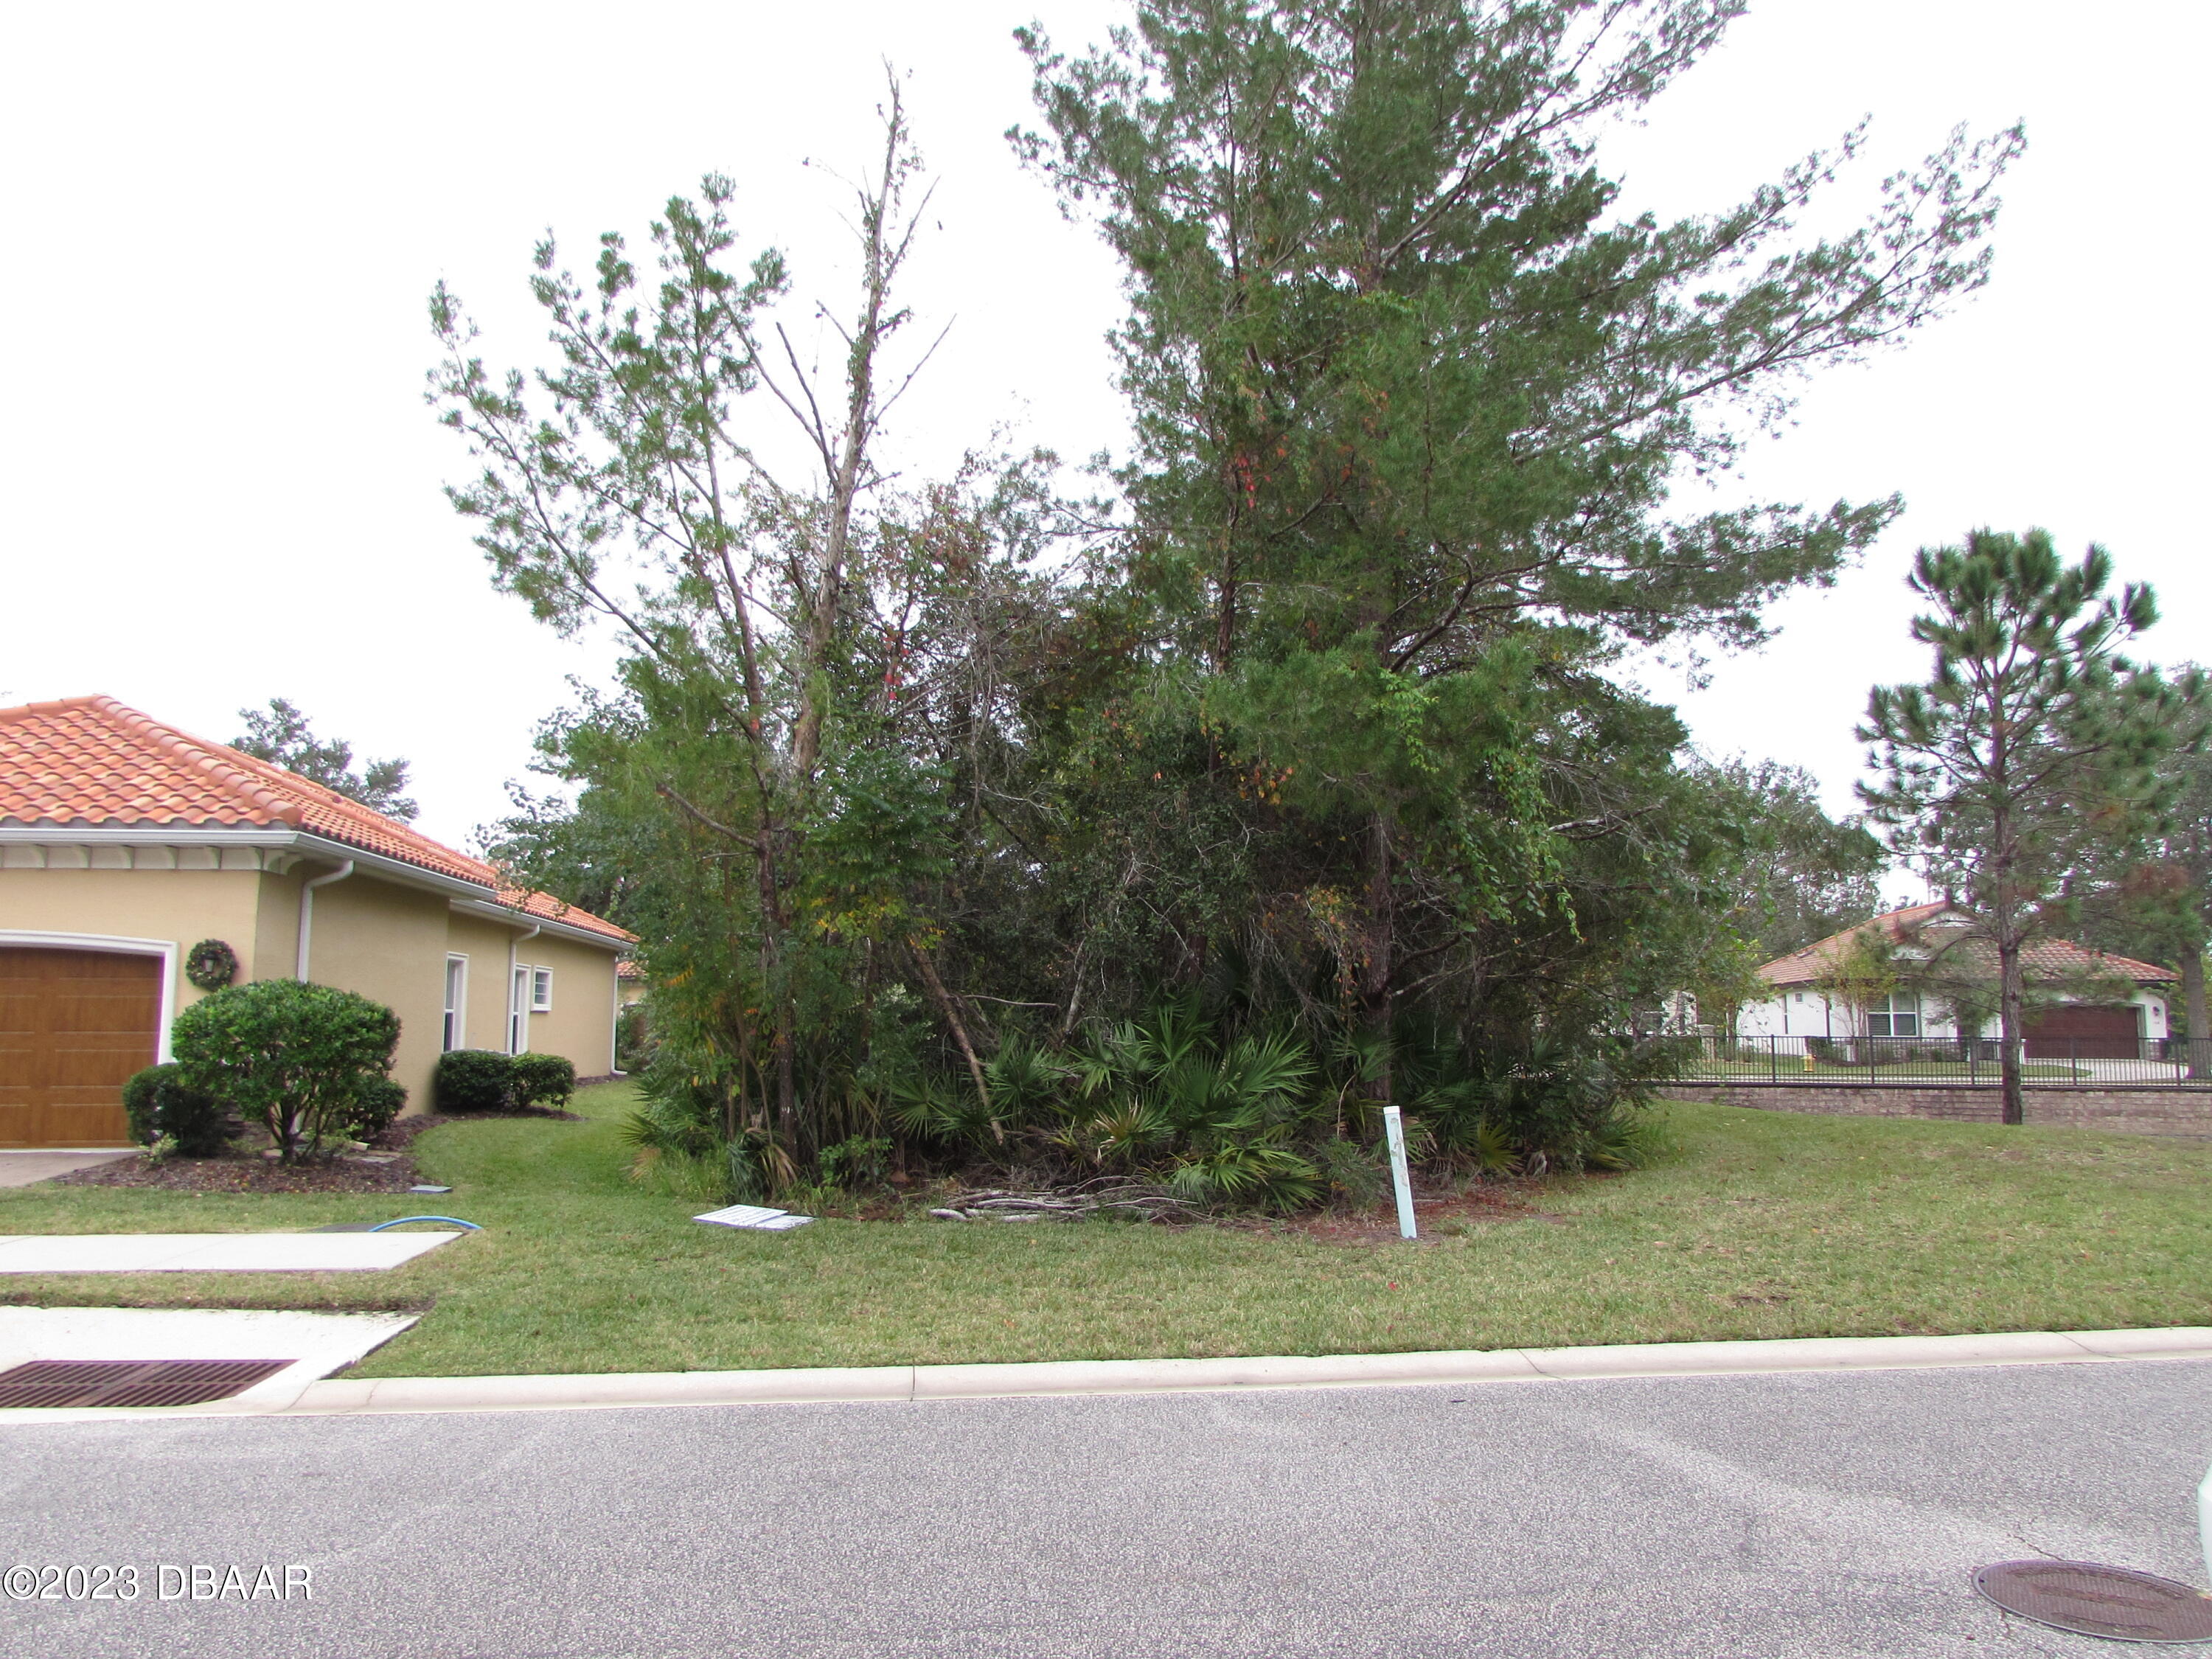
top-left (5, 1324), bottom-right (2208, 1423)
top-left (0, 1228), bottom-right (468, 1274)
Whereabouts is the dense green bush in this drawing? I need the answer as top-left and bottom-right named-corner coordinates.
top-left (434, 1049), bottom-right (514, 1112)
top-left (170, 981), bottom-right (400, 1162)
top-left (341, 1077), bottom-right (407, 1141)
top-left (882, 998), bottom-right (1671, 1211)
top-left (818, 1135), bottom-right (891, 1189)
top-left (510, 1053), bottom-right (576, 1110)
top-left (119, 1062), bottom-right (232, 1157)
top-left (613, 1005), bottom-right (653, 1073)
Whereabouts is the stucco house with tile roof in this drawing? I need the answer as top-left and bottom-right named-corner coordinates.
top-left (0, 696), bottom-right (634, 1147)
top-left (1735, 902), bottom-right (2173, 1057)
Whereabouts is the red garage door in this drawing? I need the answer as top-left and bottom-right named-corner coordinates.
top-left (2023, 1004), bottom-right (2142, 1061)
top-left (0, 948), bottom-right (159, 1147)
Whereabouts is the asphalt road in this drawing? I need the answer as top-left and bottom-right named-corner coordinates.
top-left (4, 1357), bottom-right (2210, 1658)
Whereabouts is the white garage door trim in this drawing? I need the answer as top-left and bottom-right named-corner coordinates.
top-left (0, 933), bottom-right (179, 1062)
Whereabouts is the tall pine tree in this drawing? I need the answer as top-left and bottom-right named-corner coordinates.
top-left (1859, 529), bottom-right (2184, 1122)
top-left (1016, 0), bottom-right (2021, 1089)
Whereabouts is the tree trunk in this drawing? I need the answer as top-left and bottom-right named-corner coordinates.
top-left (752, 835), bottom-right (799, 1147)
top-left (1363, 813), bottom-right (1395, 1107)
top-left (1997, 935), bottom-right (2025, 1126)
top-left (2185, 947), bottom-right (2209, 1079)
top-left (908, 938), bottom-right (997, 1138)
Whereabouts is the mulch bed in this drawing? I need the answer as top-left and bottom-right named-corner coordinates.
top-left (46, 1105), bottom-right (584, 1194)
top-left (51, 1152), bottom-right (425, 1194)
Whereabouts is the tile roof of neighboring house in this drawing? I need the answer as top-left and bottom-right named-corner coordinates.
top-left (616, 959), bottom-right (644, 981)
top-left (0, 695), bottom-right (634, 945)
top-left (1756, 902), bottom-right (2171, 989)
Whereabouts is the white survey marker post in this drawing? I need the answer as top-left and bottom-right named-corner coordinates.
top-left (1382, 1105), bottom-right (1416, 1239)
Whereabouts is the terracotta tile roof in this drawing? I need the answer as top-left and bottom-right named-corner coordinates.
top-left (0, 695), bottom-right (633, 946)
top-left (1758, 902), bottom-right (2171, 988)
top-left (616, 959), bottom-right (645, 981)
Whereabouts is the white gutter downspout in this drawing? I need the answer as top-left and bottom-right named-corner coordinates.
top-left (507, 922), bottom-right (541, 1054)
top-left (296, 860), bottom-right (356, 981)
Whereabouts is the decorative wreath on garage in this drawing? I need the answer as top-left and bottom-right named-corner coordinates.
top-left (184, 938), bottom-right (240, 992)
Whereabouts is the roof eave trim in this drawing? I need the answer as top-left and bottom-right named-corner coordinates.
top-left (0, 823), bottom-right (299, 846)
top-left (449, 897), bottom-right (630, 952)
top-left (1, 821), bottom-right (630, 948)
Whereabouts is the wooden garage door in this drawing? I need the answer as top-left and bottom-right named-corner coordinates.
top-left (0, 948), bottom-right (160, 1146)
top-left (2023, 1004), bottom-right (2142, 1061)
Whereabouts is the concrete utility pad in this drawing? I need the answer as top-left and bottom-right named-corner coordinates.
top-left (0, 1230), bottom-right (466, 1273)
top-left (0, 1150), bottom-right (133, 1187)
top-left (0, 1307), bottom-right (417, 1417)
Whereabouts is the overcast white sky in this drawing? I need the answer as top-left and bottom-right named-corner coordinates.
top-left (4, 1), bottom-right (2205, 897)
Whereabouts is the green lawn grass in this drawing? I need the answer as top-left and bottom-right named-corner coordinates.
top-left (1, 1082), bottom-right (2206, 1378)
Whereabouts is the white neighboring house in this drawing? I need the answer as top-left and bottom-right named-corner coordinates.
top-left (1735, 902), bottom-right (2173, 1057)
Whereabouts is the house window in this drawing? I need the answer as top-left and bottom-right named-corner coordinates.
top-left (442, 956), bottom-right (468, 1052)
top-left (509, 966), bottom-right (529, 1055)
top-left (531, 967), bottom-right (553, 1013)
top-left (1867, 992), bottom-right (1920, 1038)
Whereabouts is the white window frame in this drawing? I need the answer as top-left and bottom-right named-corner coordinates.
top-left (442, 954), bottom-right (469, 1053)
top-left (1867, 992), bottom-right (1921, 1039)
top-left (530, 965), bottom-right (554, 1014)
top-left (509, 965), bottom-right (530, 1055)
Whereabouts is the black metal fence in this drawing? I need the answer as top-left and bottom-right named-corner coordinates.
top-left (1656, 1034), bottom-right (2212, 1088)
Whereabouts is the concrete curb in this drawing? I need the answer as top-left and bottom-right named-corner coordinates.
top-left (10, 1326), bottom-right (2206, 1423)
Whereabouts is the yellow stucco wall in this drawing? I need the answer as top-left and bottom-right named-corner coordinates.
top-left (298, 867), bottom-right (456, 1110)
top-left (509, 931), bottom-right (619, 1077)
top-left (442, 912), bottom-right (523, 1057)
top-left (0, 866), bottom-right (264, 1034)
top-left (1, 858), bottom-right (625, 1119)
top-left (251, 864), bottom-right (306, 984)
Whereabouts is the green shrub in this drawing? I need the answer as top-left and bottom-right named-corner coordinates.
top-left (614, 1005), bottom-right (653, 1072)
top-left (170, 981), bottom-right (399, 1162)
top-left (818, 1135), bottom-right (891, 1189)
top-left (509, 1053), bottom-right (576, 1110)
top-left (120, 1065), bottom-right (163, 1145)
top-left (119, 1062), bottom-right (232, 1157)
top-left (434, 1049), bottom-right (514, 1112)
top-left (341, 1077), bottom-right (408, 1141)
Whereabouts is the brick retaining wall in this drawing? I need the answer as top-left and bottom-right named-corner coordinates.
top-left (1655, 1083), bottom-right (2212, 1139)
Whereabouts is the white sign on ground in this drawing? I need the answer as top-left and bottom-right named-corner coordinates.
top-left (695, 1205), bottom-right (814, 1231)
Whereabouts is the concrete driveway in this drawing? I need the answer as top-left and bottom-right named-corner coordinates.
top-left (1, 1356), bottom-right (2206, 1657)
top-left (0, 1150), bottom-right (131, 1188)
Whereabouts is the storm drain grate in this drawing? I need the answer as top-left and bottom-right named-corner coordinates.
top-left (1975, 1560), bottom-right (2212, 1644)
top-left (0, 1359), bottom-right (294, 1409)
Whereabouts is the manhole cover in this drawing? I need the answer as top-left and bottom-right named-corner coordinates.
top-left (0, 1359), bottom-right (293, 1409)
top-left (1975, 1560), bottom-right (2212, 1644)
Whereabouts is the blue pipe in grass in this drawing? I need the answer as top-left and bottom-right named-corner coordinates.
top-left (368, 1216), bottom-right (482, 1231)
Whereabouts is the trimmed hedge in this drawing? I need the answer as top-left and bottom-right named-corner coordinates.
top-left (511, 1053), bottom-right (576, 1110)
top-left (434, 1049), bottom-right (514, 1113)
top-left (170, 979), bottom-right (400, 1162)
top-left (433, 1050), bottom-right (577, 1112)
top-left (342, 1077), bottom-right (408, 1140)
top-left (119, 1063), bottom-right (232, 1156)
